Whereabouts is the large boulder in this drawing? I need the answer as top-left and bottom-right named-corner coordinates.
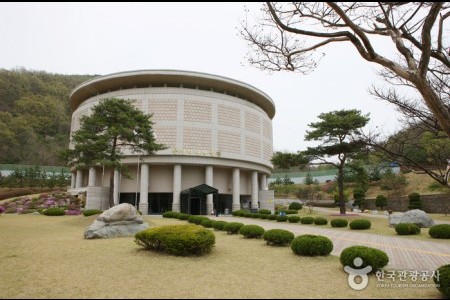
top-left (388, 209), bottom-right (435, 228)
top-left (84, 203), bottom-right (148, 239)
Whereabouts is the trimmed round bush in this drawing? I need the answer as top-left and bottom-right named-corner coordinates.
top-left (177, 213), bottom-right (189, 220)
top-left (239, 225), bottom-right (265, 239)
top-left (288, 216), bottom-right (300, 223)
top-left (263, 229), bottom-right (294, 246)
top-left (192, 216), bottom-right (209, 225)
top-left (291, 234), bottom-right (333, 256)
top-left (244, 213), bottom-right (252, 218)
top-left (42, 207), bottom-right (66, 216)
top-left (349, 219), bottom-right (371, 230)
top-left (211, 220), bottom-right (228, 231)
top-left (314, 217), bottom-right (328, 225)
top-left (300, 217), bottom-right (315, 224)
top-left (260, 214), bottom-right (268, 219)
top-left (187, 215), bottom-right (196, 223)
top-left (340, 246), bottom-right (389, 273)
top-left (434, 264), bottom-right (450, 298)
top-left (162, 211), bottom-right (179, 218)
top-left (258, 209), bottom-right (271, 215)
top-left (267, 215), bottom-right (277, 220)
top-left (201, 219), bottom-right (213, 228)
top-left (232, 210), bottom-right (247, 217)
top-left (251, 213), bottom-right (261, 219)
top-left (134, 224), bottom-right (215, 256)
top-left (83, 209), bottom-right (103, 217)
top-left (331, 218), bottom-right (348, 228)
top-left (223, 222), bottom-right (244, 234)
top-left (288, 202), bottom-right (302, 210)
top-left (395, 223), bottom-right (420, 235)
top-left (276, 215), bottom-right (288, 222)
top-left (429, 224), bottom-right (450, 239)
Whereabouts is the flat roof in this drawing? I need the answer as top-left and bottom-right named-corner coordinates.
top-left (69, 70), bottom-right (276, 119)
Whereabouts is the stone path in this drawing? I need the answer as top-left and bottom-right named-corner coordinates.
top-left (216, 216), bottom-right (450, 272)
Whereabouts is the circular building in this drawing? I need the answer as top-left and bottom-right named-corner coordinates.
top-left (69, 70), bottom-right (275, 215)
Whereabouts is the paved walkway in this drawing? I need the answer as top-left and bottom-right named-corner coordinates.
top-left (216, 216), bottom-right (450, 272)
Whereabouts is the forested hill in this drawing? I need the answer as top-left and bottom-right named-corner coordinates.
top-left (0, 68), bottom-right (96, 165)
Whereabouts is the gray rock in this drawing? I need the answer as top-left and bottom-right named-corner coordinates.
top-left (84, 203), bottom-right (149, 239)
top-left (97, 203), bottom-right (143, 223)
top-left (388, 209), bottom-right (435, 228)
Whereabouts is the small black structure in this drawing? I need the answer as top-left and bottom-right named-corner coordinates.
top-left (181, 184), bottom-right (218, 215)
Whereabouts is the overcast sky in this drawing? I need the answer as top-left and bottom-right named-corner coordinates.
top-left (0, 2), bottom-right (404, 152)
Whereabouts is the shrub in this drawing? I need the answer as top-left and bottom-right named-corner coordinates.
top-left (429, 224), bottom-right (450, 239)
top-left (263, 229), bottom-right (294, 246)
top-left (314, 217), bottom-right (328, 225)
top-left (42, 207), bottom-right (66, 216)
top-left (267, 215), bottom-right (277, 220)
top-left (65, 210), bottom-right (81, 215)
top-left (434, 264), bottom-right (450, 298)
top-left (288, 216), bottom-right (300, 223)
top-left (239, 225), bottom-right (265, 239)
top-left (258, 209), bottom-right (271, 215)
top-left (395, 223), bottom-right (420, 235)
top-left (83, 209), bottom-right (103, 217)
top-left (177, 213), bottom-right (189, 220)
top-left (291, 235), bottom-right (333, 256)
top-left (340, 246), bottom-right (389, 273)
top-left (0, 206), bottom-right (5, 214)
top-left (134, 224), bottom-right (215, 256)
top-left (375, 195), bottom-right (387, 210)
top-left (187, 215), bottom-right (196, 223)
top-left (223, 222), bottom-right (244, 234)
top-left (330, 219), bottom-right (348, 228)
top-left (408, 192), bottom-right (422, 210)
top-left (275, 209), bottom-right (298, 215)
top-left (300, 217), bottom-right (315, 224)
top-left (200, 219), bottom-right (213, 228)
top-left (251, 213), bottom-right (261, 219)
top-left (349, 219), bottom-right (371, 230)
top-left (162, 211), bottom-right (179, 218)
top-left (232, 210), bottom-right (247, 217)
top-left (288, 202), bottom-right (302, 210)
top-left (211, 221), bottom-right (228, 231)
top-left (192, 216), bottom-right (209, 225)
top-left (276, 215), bottom-right (288, 222)
top-left (260, 214), bottom-right (268, 219)
top-left (244, 213), bottom-right (252, 218)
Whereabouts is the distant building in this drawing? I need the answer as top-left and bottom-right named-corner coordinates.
top-left (68, 70), bottom-right (275, 214)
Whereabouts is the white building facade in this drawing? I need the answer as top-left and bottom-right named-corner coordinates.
top-left (69, 70), bottom-right (275, 215)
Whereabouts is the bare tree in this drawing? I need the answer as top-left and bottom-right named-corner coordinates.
top-left (241, 2), bottom-right (450, 137)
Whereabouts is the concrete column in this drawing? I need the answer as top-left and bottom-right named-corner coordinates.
top-left (205, 165), bottom-right (213, 215)
top-left (140, 163), bottom-right (149, 215)
top-left (88, 167), bottom-right (96, 187)
top-left (232, 168), bottom-right (241, 212)
top-left (172, 164), bottom-right (182, 212)
top-left (70, 172), bottom-right (76, 189)
top-left (251, 171), bottom-right (259, 210)
top-left (75, 170), bottom-right (83, 188)
top-left (259, 173), bottom-right (267, 191)
top-left (113, 170), bottom-right (120, 205)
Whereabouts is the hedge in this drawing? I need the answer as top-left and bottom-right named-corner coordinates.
top-left (134, 224), bottom-right (215, 256)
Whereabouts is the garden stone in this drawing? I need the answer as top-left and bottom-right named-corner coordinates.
top-left (388, 209), bottom-right (435, 228)
top-left (84, 203), bottom-right (148, 239)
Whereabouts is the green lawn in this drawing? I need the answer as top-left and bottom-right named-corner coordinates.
top-left (0, 214), bottom-right (442, 299)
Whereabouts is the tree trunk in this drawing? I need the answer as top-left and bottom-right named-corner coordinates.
top-left (415, 78), bottom-right (450, 138)
top-left (109, 168), bottom-right (115, 208)
top-left (338, 165), bottom-right (346, 215)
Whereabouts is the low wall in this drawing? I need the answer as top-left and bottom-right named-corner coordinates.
top-left (365, 194), bottom-right (449, 213)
